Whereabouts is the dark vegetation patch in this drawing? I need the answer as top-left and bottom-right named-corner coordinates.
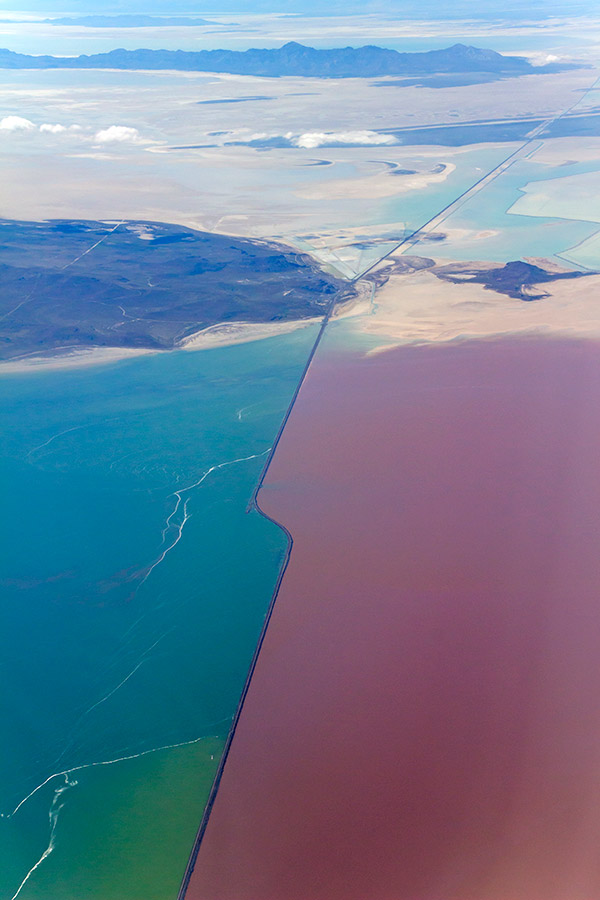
top-left (434, 259), bottom-right (592, 300)
top-left (363, 256), bottom-right (592, 300)
top-left (0, 219), bottom-right (342, 360)
top-left (419, 232), bottom-right (447, 242)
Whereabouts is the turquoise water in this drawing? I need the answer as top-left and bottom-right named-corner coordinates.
top-left (0, 329), bottom-right (317, 899)
top-left (561, 227), bottom-right (600, 269)
top-left (379, 146), bottom-right (515, 233)
top-left (419, 156), bottom-right (600, 263)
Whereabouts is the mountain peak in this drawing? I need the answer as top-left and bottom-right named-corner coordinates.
top-left (0, 42), bottom-right (554, 78)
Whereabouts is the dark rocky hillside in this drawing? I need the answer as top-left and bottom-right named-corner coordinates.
top-left (0, 219), bottom-right (342, 360)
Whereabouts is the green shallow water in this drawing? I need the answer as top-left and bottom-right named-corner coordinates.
top-left (5, 739), bottom-right (224, 900)
top-left (0, 328), bottom-right (317, 900)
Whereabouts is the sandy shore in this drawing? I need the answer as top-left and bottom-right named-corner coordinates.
top-left (179, 318), bottom-right (320, 351)
top-left (355, 256), bottom-right (600, 351)
top-left (0, 318), bottom-right (324, 374)
top-left (294, 162), bottom-right (456, 201)
top-left (0, 346), bottom-right (157, 375)
top-left (330, 280), bottom-right (374, 319)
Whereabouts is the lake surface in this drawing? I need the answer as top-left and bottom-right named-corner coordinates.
top-left (410, 156), bottom-right (600, 265)
top-left (0, 327), bottom-right (317, 900)
top-left (3, 56), bottom-right (598, 898)
top-left (189, 335), bottom-right (600, 900)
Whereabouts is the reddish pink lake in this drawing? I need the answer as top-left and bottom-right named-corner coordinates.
top-left (187, 337), bottom-right (600, 900)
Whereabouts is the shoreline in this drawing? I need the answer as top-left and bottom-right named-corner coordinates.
top-left (176, 263), bottom-right (346, 900)
top-left (179, 318), bottom-right (320, 352)
top-left (351, 256), bottom-right (600, 354)
top-left (0, 345), bottom-right (158, 375)
top-left (0, 318), bottom-right (322, 374)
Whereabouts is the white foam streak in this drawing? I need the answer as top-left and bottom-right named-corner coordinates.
top-left (5, 726), bottom-right (229, 892)
top-left (108, 449), bottom-right (137, 471)
top-left (26, 417), bottom-right (120, 461)
top-left (160, 492), bottom-right (182, 544)
top-left (53, 633), bottom-right (173, 773)
top-left (70, 660), bottom-right (145, 725)
top-left (236, 402), bottom-right (262, 421)
top-left (141, 448), bottom-right (270, 584)
top-left (9, 774), bottom-right (76, 900)
top-left (79, 633), bottom-right (168, 721)
top-left (141, 497), bottom-right (189, 584)
top-left (7, 732), bottom-right (226, 820)
top-left (26, 424), bottom-right (87, 459)
top-left (5, 449), bottom-right (268, 891)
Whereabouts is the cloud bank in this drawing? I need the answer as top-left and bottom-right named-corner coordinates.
top-left (221, 128), bottom-right (397, 149)
top-left (0, 117), bottom-right (142, 146)
top-left (293, 130), bottom-right (397, 148)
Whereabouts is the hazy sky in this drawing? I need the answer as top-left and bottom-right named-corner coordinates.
top-left (13, 0), bottom-right (599, 19)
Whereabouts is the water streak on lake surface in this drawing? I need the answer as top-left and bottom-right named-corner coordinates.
top-left (188, 337), bottom-right (600, 900)
top-left (0, 328), bottom-right (317, 900)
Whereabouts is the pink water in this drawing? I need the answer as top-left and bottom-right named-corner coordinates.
top-left (188, 338), bottom-right (600, 900)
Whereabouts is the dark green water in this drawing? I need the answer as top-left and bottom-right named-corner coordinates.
top-left (0, 328), bottom-right (317, 900)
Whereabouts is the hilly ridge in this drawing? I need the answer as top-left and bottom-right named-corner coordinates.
top-left (0, 42), bottom-right (570, 77)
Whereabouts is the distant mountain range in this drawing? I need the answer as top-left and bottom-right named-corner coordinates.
top-left (0, 42), bottom-right (572, 78)
top-left (44, 15), bottom-right (219, 27)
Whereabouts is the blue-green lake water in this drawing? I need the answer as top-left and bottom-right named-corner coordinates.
top-left (0, 328), bottom-right (317, 900)
top-left (426, 156), bottom-right (600, 264)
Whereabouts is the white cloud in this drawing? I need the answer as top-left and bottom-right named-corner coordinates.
top-left (293, 130), bottom-right (396, 149)
top-left (94, 125), bottom-right (140, 144)
top-left (528, 52), bottom-right (562, 67)
top-left (40, 123), bottom-right (67, 134)
top-left (222, 128), bottom-right (397, 149)
top-left (0, 116), bottom-right (35, 132)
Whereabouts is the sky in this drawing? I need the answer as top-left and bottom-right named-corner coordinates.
top-left (2, 0), bottom-right (598, 59)
top-left (9, 0), bottom-right (599, 19)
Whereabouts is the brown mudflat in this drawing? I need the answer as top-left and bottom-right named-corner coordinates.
top-left (187, 337), bottom-right (600, 900)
